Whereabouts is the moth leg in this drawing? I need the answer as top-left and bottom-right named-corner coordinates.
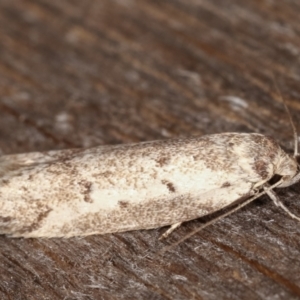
top-left (159, 222), bottom-right (182, 240)
top-left (264, 188), bottom-right (300, 222)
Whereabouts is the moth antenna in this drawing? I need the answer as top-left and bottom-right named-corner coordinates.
top-left (272, 76), bottom-right (299, 157)
top-left (158, 179), bottom-right (283, 255)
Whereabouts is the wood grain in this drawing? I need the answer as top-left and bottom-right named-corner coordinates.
top-left (1, 0), bottom-right (300, 299)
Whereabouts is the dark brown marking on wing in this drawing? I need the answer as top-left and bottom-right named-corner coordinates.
top-left (161, 180), bottom-right (176, 193)
top-left (156, 156), bottom-right (170, 167)
top-left (254, 160), bottom-right (269, 179)
top-left (0, 216), bottom-right (12, 223)
top-left (18, 208), bottom-right (52, 234)
top-left (79, 180), bottom-right (93, 203)
top-left (221, 182), bottom-right (231, 188)
top-left (118, 201), bottom-right (129, 208)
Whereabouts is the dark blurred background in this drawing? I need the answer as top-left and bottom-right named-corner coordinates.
top-left (0, 1), bottom-right (300, 299)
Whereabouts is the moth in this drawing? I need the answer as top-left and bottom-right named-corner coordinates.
top-left (0, 102), bottom-right (299, 239)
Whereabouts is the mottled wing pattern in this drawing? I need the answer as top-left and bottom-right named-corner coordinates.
top-left (0, 133), bottom-right (281, 237)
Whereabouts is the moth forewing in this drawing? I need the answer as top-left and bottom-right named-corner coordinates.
top-left (0, 131), bottom-right (299, 238)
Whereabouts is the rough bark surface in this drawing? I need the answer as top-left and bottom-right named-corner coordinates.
top-left (0, 0), bottom-right (300, 299)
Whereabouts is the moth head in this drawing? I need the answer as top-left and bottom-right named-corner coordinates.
top-left (276, 154), bottom-right (300, 188)
top-left (271, 87), bottom-right (300, 188)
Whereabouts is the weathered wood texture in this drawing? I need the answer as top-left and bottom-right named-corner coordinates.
top-left (1, 0), bottom-right (300, 299)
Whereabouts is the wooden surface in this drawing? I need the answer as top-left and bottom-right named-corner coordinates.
top-left (1, 0), bottom-right (300, 299)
